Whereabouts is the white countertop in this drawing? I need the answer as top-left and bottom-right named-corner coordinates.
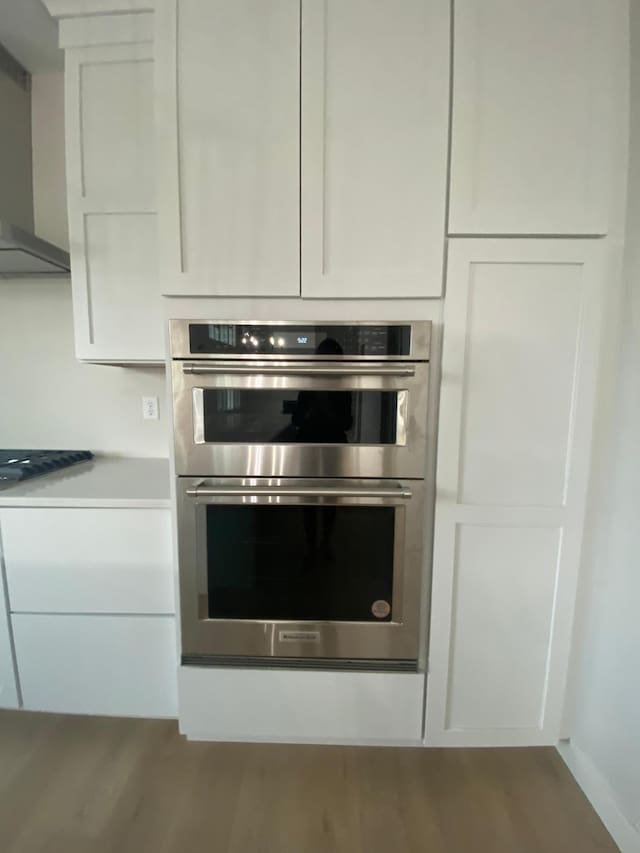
top-left (0, 456), bottom-right (171, 508)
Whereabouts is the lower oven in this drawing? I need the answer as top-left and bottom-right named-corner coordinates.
top-left (177, 476), bottom-right (426, 668)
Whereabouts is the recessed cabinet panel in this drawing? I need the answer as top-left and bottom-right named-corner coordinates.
top-left (158, 0), bottom-right (300, 296)
top-left (446, 524), bottom-right (560, 731)
top-left (457, 262), bottom-right (583, 507)
top-left (84, 213), bottom-right (162, 360)
top-left (427, 239), bottom-right (607, 746)
top-left (80, 59), bottom-right (154, 205)
top-left (301, 0), bottom-right (449, 298)
top-left (449, 0), bottom-right (623, 234)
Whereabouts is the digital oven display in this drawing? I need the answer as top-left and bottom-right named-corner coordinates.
top-left (189, 323), bottom-right (412, 356)
top-left (271, 331), bottom-right (318, 351)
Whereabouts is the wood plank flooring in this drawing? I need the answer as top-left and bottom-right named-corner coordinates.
top-left (0, 710), bottom-right (617, 853)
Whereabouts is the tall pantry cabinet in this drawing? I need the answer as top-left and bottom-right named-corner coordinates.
top-left (427, 0), bottom-right (628, 745)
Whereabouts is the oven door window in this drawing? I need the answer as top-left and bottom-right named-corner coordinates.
top-left (204, 504), bottom-right (395, 622)
top-left (199, 389), bottom-right (402, 445)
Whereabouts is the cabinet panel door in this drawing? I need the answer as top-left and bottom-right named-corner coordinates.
top-left (65, 41), bottom-right (161, 362)
top-left (13, 614), bottom-right (177, 718)
top-left (301, 0), bottom-right (449, 298)
top-left (426, 239), bottom-right (607, 746)
top-left (157, 0), bottom-right (300, 297)
top-left (446, 524), bottom-right (561, 731)
top-left (2, 508), bottom-right (174, 615)
top-left (449, 0), bottom-right (625, 235)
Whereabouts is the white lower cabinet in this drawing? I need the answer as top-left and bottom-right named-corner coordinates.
top-left (2, 507), bottom-right (174, 615)
top-left (0, 504), bottom-right (177, 719)
top-left (179, 667), bottom-right (425, 744)
top-left (426, 238), bottom-right (607, 746)
top-left (0, 589), bottom-right (19, 710)
top-left (13, 614), bottom-right (177, 718)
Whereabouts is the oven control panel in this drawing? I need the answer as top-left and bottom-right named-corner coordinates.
top-left (187, 323), bottom-right (412, 357)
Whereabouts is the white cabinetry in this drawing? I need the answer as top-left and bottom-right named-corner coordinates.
top-left (48, 9), bottom-right (162, 362)
top-left (426, 239), bottom-right (606, 746)
top-left (156, 0), bottom-right (449, 299)
top-left (0, 502), bottom-right (177, 719)
top-left (156, 0), bottom-right (300, 297)
top-left (2, 508), bottom-right (174, 615)
top-left (13, 614), bottom-right (176, 718)
top-left (300, 0), bottom-right (449, 298)
top-left (449, 0), bottom-right (625, 235)
top-left (0, 569), bottom-right (19, 710)
top-left (179, 667), bottom-right (425, 744)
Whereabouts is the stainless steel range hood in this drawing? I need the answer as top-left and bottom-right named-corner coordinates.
top-left (0, 220), bottom-right (70, 277)
top-left (0, 40), bottom-right (70, 279)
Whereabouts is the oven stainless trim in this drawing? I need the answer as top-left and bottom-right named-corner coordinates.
top-left (175, 361), bottom-right (426, 478)
top-left (170, 319), bottom-right (431, 361)
top-left (177, 477), bottom-right (426, 662)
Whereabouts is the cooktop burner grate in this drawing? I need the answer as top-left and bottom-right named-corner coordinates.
top-left (0, 450), bottom-right (93, 486)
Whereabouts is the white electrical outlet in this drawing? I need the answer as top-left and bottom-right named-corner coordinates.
top-left (142, 396), bottom-right (159, 420)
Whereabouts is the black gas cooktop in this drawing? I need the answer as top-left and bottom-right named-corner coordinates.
top-left (0, 450), bottom-right (93, 488)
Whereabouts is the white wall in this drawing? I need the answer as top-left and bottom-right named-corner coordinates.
top-left (567, 2), bottom-right (640, 844)
top-left (0, 72), bottom-right (168, 457)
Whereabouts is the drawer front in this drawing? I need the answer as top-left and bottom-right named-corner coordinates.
top-left (179, 667), bottom-right (425, 743)
top-left (1, 508), bottom-right (174, 615)
top-left (13, 613), bottom-right (177, 718)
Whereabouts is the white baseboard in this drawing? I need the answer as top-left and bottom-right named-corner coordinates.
top-left (557, 740), bottom-right (640, 853)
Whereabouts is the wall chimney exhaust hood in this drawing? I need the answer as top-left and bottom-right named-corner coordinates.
top-left (0, 220), bottom-right (70, 277)
top-left (0, 42), bottom-right (70, 278)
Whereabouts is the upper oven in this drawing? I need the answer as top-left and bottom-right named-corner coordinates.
top-left (171, 321), bottom-right (431, 479)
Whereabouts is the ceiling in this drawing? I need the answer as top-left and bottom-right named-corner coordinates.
top-left (0, 0), bottom-right (63, 73)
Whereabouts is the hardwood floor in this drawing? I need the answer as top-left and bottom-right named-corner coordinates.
top-left (0, 710), bottom-right (617, 853)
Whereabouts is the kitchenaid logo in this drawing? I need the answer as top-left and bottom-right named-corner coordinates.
top-left (278, 630), bottom-right (321, 643)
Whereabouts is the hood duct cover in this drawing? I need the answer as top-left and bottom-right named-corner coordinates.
top-left (0, 220), bottom-right (70, 277)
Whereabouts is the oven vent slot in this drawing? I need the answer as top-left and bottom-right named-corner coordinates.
top-left (181, 654), bottom-right (418, 673)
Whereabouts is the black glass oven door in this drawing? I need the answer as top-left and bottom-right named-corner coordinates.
top-left (179, 477), bottom-right (425, 662)
top-left (197, 387), bottom-right (404, 446)
top-left (204, 503), bottom-right (397, 623)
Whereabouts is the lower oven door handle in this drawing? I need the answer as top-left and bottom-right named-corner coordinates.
top-left (182, 363), bottom-right (415, 377)
top-left (185, 485), bottom-right (412, 499)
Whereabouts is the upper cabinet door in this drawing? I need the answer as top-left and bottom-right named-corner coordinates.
top-left (301, 0), bottom-right (450, 299)
top-left (449, 0), bottom-right (625, 235)
top-left (156, 0), bottom-right (300, 296)
top-left (65, 36), bottom-right (163, 363)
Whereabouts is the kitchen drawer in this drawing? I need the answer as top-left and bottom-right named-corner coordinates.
top-left (13, 613), bottom-right (178, 718)
top-left (0, 507), bottom-right (174, 615)
top-left (179, 667), bottom-right (425, 744)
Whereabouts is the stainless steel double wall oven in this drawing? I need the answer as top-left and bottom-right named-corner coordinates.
top-left (172, 320), bottom-right (432, 669)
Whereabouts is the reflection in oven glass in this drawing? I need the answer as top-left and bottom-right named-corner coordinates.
top-left (206, 505), bottom-right (395, 622)
top-left (203, 389), bottom-right (398, 445)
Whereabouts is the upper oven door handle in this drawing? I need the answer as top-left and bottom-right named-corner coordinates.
top-left (182, 363), bottom-right (415, 377)
top-left (185, 485), bottom-right (412, 499)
